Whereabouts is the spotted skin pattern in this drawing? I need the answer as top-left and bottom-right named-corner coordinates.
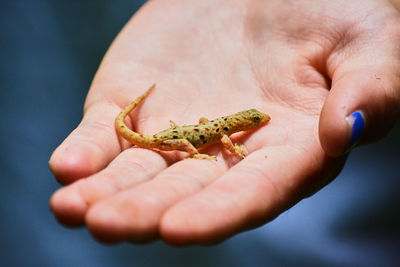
top-left (115, 84), bottom-right (271, 160)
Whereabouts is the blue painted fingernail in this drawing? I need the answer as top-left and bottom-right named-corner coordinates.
top-left (346, 110), bottom-right (365, 151)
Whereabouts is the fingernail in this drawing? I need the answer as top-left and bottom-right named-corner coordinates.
top-left (345, 110), bottom-right (365, 152)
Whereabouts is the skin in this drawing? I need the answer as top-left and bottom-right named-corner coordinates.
top-left (49, 0), bottom-right (400, 245)
top-left (115, 84), bottom-right (271, 160)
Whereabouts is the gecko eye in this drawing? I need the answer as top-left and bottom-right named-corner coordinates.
top-left (253, 116), bottom-right (260, 122)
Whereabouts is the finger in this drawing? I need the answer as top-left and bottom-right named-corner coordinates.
top-left (159, 145), bottom-right (337, 245)
top-left (49, 102), bottom-right (123, 184)
top-left (391, 0), bottom-right (400, 11)
top-left (319, 19), bottom-right (400, 157)
top-left (85, 159), bottom-right (228, 243)
top-left (50, 148), bottom-right (168, 226)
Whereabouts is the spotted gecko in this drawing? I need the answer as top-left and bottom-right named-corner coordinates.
top-left (115, 84), bottom-right (270, 159)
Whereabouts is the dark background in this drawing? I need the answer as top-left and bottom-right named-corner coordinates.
top-left (1, 1), bottom-right (399, 266)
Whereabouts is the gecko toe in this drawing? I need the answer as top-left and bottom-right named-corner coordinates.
top-left (191, 154), bottom-right (217, 160)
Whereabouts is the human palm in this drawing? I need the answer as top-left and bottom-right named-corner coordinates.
top-left (50, 0), bottom-right (400, 244)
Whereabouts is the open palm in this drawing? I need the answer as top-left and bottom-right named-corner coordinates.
top-left (49, 0), bottom-right (400, 244)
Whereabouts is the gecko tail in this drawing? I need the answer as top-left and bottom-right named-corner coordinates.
top-left (115, 84), bottom-right (156, 147)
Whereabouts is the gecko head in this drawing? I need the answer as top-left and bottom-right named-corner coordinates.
top-left (243, 109), bottom-right (271, 129)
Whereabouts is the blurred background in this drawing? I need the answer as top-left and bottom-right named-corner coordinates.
top-left (0, 1), bottom-right (399, 266)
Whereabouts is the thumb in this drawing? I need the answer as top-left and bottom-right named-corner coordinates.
top-left (319, 60), bottom-right (400, 157)
top-left (319, 12), bottom-right (400, 157)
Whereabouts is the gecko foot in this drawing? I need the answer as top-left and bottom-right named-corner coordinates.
top-left (233, 144), bottom-right (246, 159)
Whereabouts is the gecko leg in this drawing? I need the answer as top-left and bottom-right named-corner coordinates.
top-left (198, 117), bottom-right (209, 125)
top-left (169, 120), bottom-right (178, 128)
top-left (161, 139), bottom-right (216, 160)
top-left (221, 135), bottom-right (246, 158)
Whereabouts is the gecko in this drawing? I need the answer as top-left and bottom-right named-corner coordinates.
top-left (115, 84), bottom-right (270, 160)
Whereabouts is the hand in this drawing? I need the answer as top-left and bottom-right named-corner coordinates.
top-left (49, 0), bottom-right (400, 245)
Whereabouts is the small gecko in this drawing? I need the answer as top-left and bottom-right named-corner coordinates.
top-left (115, 84), bottom-right (270, 160)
